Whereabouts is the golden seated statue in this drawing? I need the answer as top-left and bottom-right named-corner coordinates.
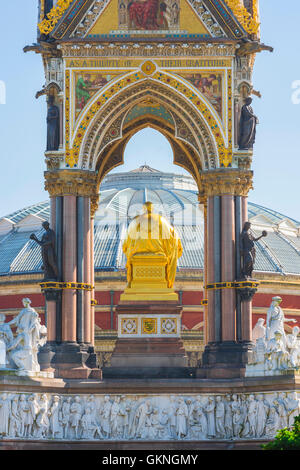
top-left (121, 202), bottom-right (183, 302)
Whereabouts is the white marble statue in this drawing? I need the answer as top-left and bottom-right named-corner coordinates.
top-left (266, 296), bottom-right (297, 347)
top-left (247, 297), bottom-right (300, 376)
top-left (286, 326), bottom-right (300, 368)
top-left (0, 314), bottom-right (13, 368)
top-left (0, 299), bottom-right (48, 374)
top-left (252, 318), bottom-right (266, 342)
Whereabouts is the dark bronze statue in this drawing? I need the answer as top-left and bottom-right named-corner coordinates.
top-left (30, 222), bottom-right (58, 280)
top-left (46, 95), bottom-right (60, 152)
top-left (240, 221), bottom-right (267, 279)
top-left (238, 97), bottom-right (258, 150)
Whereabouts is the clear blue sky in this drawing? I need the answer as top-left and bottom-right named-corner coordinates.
top-left (0, 1), bottom-right (299, 221)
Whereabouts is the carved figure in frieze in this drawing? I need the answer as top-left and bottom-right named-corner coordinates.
top-left (256, 394), bottom-right (268, 438)
top-left (240, 394), bottom-right (250, 438)
top-left (127, 396), bottom-right (139, 439)
top-left (48, 395), bottom-right (61, 438)
top-left (247, 395), bottom-right (258, 437)
top-left (69, 396), bottom-right (82, 439)
top-left (224, 395), bottom-right (233, 439)
top-left (265, 402), bottom-right (280, 438)
top-left (205, 397), bottom-right (216, 439)
top-left (119, 395), bottom-right (130, 439)
top-left (81, 407), bottom-right (102, 440)
top-left (18, 394), bottom-right (30, 438)
top-left (135, 400), bottom-right (152, 439)
top-left (147, 407), bottom-right (161, 440)
top-left (110, 396), bottom-right (122, 439)
top-left (27, 394), bottom-right (39, 438)
top-left (159, 409), bottom-right (170, 439)
top-left (232, 408), bottom-right (243, 438)
top-left (0, 393), bottom-right (10, 437)
top-left (9, 395), bottom-right (20, 438)
top-left (169, 395), bottom-right (177, 439)
top-left (215, 396), bottom-right (226, 439)
top-left (175, 398), bottom-right (188, 439)
top-left (61, 397), bottom-right (71, 439)
top-left (285, 392), bottom-right (300, 428)
top-left (34, 394), bottom-right (50, 439)
top-left (100, 395), bottom-right (112, 439)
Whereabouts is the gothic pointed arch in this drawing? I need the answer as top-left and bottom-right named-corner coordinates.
top-left (66, 70), bottom-right (230, 175)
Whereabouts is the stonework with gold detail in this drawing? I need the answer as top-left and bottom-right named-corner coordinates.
top-left (118, 314), bottom-right (181, 337)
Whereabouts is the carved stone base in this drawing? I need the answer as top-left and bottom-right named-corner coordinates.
top-left (108, 301), bottom-right (188, 377)
top-left (198, 341), bottom-right (254, 379)
top-left (38, 341), bottom-right (102, 380)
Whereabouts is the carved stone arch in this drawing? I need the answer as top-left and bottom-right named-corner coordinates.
top-left (95, 114), bottom-right (201, 190)
top-left (76, 78), bottom-right (220, 173)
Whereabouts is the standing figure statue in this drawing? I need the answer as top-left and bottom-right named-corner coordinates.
top-left (46, 95), bottom-right (60, 151)
top-left (266, 296), bottom-right (297, 347)
top-left (6, 298), bottom-right (47, 372)
top-left (123, 201), bottom-right (182, 289)
top-left (238, 97), bottom-right (258, 150)
top-left (30, 221), bottom-right (58, 280)
top-left (240, 221), bottom-right (267, 278)
top-left (0, 313), bottom-right (13, 367)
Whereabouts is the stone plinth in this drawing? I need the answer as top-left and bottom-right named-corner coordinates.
top-left (120, 254), bottom-right (178, 302)
top-left (107, 300), bottom-right (188, 377)
top-left (198, 341), bottom-right (254, 379)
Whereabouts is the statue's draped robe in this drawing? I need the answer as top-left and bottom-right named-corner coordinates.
top-left (123, 212), bottom-right (183, 288)
top-left (238, 104), bottom-right (257, 150)
top-left (46, 105), bottom-right (60, 152)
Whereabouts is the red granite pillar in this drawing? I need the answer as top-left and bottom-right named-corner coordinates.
top-left (90, 216), bottom-right (95, 346)
top-left (62, 195), bottom-right (77, 342)
top-left (206, 196), bottom-right (215, 343)
top-left (221, 195), bottom-right (236, 341)
top-left (83, 197), bottom-right (91, 344)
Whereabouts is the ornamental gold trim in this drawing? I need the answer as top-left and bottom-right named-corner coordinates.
top-left (225, 0), bottom-right (260, 35)
top-left (38, 0), bottom-right (73, 35)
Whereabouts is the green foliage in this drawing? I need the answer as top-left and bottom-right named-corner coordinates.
top-left (262, 415), bottom-right (300, 450)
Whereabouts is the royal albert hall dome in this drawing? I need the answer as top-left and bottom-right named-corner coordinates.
top-left (0, 165), bottom-right (300, 365)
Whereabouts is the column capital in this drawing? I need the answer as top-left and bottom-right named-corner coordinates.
top-left (198, 169), bottom-right (253, 199)
top-left (44, 169), bottom-right (98, 198)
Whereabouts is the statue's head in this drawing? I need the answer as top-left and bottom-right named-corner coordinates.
top-left (272, 296), bottom-right (282, 306)
top-left (243, 221), bottom-right (251, 231)
top-left (292, 326), bottom-right (300, 336)
top-left (22, 298), bottom-right (32, 308)
top-left (42, 221), bottom-right (50, 231)
top-left (274, 330), bottom-right (282, 341)
top-left (143, 201), bottom-right (153, 213)
top-left (245, 97), bottom-right (252, 105)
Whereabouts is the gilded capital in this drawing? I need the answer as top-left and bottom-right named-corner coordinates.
top-left (44, 169), bottom-right (98, 198)
top-left (199, 169), bottom-right (253, 199)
